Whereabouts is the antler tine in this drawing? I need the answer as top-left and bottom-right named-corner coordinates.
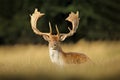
top-left (30, 8), bottom-right (49, 36)
top-left (49, 22), bottom-right (52, 34)
top-left (55, 25), bottom-right (59, 35)
top-left (60, 11), bottom-right (80, 41)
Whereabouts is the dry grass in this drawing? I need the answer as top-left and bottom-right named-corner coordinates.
top-left (0, 40), bottom-right (120, 80)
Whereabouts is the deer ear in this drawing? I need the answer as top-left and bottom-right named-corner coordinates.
top-left (60, 35), bottom-right (66, 41)
top-left (43, 35), bottom-right (50, 41)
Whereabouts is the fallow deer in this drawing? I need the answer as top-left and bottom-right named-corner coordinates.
top-left (30, 9), bottom-right (90, 65)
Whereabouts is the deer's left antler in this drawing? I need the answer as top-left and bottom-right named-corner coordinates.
top-left (60, 11), bottom-right (80, 41)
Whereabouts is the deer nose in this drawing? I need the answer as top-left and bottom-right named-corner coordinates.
top-left (54, 43), bottom-right (57, 46)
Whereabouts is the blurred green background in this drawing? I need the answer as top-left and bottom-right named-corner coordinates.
top-left (0, 0), bottom-right (120, 45)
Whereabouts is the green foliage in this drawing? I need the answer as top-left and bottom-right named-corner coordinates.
top-left (0, 0), bottom-right (120, 44)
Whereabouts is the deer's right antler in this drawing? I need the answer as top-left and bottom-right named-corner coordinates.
top-left (30, 9), bottom-right (52, 36)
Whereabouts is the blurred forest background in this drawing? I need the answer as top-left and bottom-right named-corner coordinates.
top-left (0, 0), bottom-right (120, 45)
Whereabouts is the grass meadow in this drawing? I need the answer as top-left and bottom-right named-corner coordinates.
top-left (0, 40), bottom-right (120, 80)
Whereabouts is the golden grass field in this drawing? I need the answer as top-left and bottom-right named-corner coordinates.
top-left (0, 40), bottom-right (120, 80)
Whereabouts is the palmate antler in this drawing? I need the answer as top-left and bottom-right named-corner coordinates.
top-left (60, 11), bottom-right (80, 41)
top-left (30, 9), bottom-right (52, 36)
top-left (30, 8), bottom-right (80, 41)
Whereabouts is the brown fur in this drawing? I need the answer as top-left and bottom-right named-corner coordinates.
top-left (62, 52), bottom-right (89, 64)
top-left (48, 35), bottom-right (90, 65)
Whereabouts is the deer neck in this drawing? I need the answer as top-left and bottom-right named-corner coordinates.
top-left (48, 43), bottom-right (64, 65)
